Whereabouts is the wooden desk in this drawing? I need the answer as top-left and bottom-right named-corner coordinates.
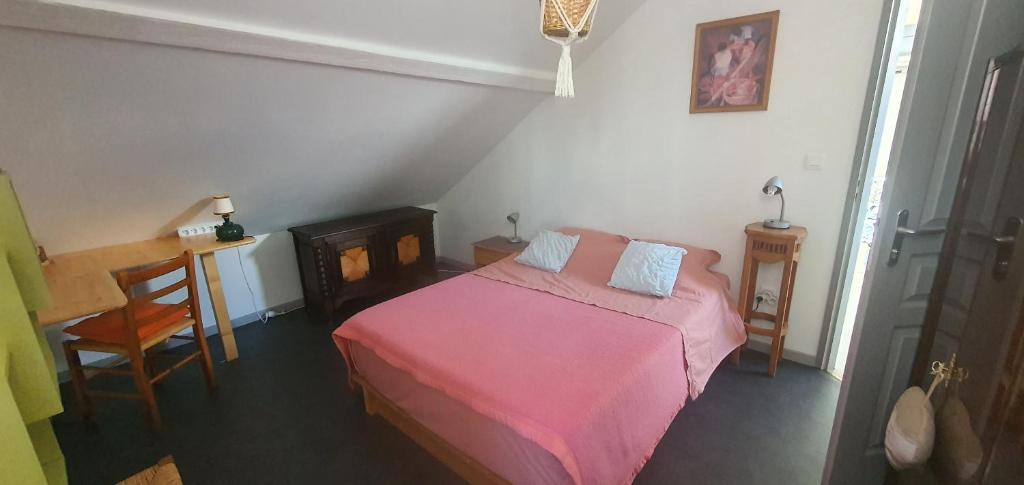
top-left (37, 234), bottom-right (256, 361)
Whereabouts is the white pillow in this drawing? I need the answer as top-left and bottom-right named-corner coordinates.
top-left (608, 241), bottom-right (686, 297)
top-left (514, 230), bottom-right (580, 273)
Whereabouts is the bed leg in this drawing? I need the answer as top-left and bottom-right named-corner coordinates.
top-left (362, 387), bottom-right (377, 416)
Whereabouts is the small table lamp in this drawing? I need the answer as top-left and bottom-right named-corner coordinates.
top-left (761, 176), bottom-right (791, 229)
top-left (506, 212), bottom-right (522, 243)
top-left (213, 195), bottom-right (245, 241)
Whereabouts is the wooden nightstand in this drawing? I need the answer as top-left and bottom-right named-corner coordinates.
top-left (731, 222), bottom-right (807, 377)
top-left (472, 236), bottom-right (529, 268)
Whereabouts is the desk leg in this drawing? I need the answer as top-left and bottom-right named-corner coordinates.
top-left (200, 252), bottom-right (240, 361)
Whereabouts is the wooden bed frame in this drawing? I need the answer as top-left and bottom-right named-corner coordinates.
top-left (352, 373), bottom-right (511, 485)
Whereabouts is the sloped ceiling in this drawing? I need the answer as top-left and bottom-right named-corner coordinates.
top-left (0, 0), bottom-right (645, 253)
top-left (59, 0), bottom-right (611, 74)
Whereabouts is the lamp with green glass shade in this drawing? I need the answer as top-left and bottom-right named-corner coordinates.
top-left (212, 195), bottom-right (245, 242)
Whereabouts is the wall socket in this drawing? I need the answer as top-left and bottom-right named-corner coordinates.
top-left (756, 288), bottom-right (779, 306)
top-left (177, 222), bottom-right (219, 238)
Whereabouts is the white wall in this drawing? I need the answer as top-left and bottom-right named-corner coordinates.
top-left (200, 231), bottom-right (303, 321)
top-left (0, 0), bottom-right (649, 254)
top-left (0, 25), bottom-right (543, 255)
top-left (437, 0), bottom-right (884, 358)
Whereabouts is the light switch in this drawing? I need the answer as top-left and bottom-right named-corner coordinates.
top-left (804, 153), bottom-right (824, 171)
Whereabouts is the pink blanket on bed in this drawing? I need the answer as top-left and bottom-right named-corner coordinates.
top-left (333, 229), bottom-right (744, 485)
top-left (475, 227), bottom-right (746, 398)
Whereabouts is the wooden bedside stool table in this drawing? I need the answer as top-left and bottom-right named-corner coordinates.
top-left (472, 236), bottom-right (529, 268)
top-left (731, 222), bottom-right (807, 377)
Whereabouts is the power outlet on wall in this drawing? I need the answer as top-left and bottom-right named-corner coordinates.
top-left (756, 288), bottom-right (779, 307)
top-left (177, 222), bottom-right (219, 238)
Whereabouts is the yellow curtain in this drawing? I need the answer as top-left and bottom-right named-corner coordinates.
top-left (0, 172), bottom-right (67, 485)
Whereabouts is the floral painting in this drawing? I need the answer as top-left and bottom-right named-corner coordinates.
top-left (690, 11), bottom-right (779, 113)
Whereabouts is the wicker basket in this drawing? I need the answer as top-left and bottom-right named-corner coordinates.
top-left (542, 0), bottom-right (593, 38)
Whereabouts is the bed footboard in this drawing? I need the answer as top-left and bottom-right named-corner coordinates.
top-left (352, 374), bottom-right (510, 485)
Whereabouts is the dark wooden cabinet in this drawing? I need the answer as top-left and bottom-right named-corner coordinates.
top-left (289, 207), bottom-right (436, 324)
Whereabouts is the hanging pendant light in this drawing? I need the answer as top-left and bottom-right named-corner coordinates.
top-left (540, 0), bottom-right (600, 98)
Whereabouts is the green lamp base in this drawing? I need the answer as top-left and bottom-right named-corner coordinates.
top-left (216, 217), bottom-right (245, 242)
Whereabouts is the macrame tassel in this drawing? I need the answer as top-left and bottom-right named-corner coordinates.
top-left (555, 44), bottom-right (575, 98)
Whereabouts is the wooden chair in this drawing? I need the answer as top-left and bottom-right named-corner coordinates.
top-left (62, 250), bottom-right (216, 431)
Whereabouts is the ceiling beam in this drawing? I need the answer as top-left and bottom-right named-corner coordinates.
top-left (0, 0), bottom-right (554, 92)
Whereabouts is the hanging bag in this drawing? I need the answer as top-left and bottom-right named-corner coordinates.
top-left (884, 368), bottom-right (946, 469)
top-left (934, 375), bottom-right (982, 481)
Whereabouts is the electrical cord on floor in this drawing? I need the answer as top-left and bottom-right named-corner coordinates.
top-left (753, 295), bottom-right (764, 312)
top-left (236, 247), bottom-right (269, 324)
top-left (266, 306), bottom-right (300, 318)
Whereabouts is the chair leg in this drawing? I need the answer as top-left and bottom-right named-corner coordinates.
top-left (62, 342), bottom-right (94, 421)
top-left (768, 336), bottom-right (783, 377)
top-left (192, 323), bottom-right (217, 393)
top-left (731, 346), bottom-right (741, 365)
top-left (128, 349), bottom-right (162, 431)
top-left (143, 349), bottom-right (159, 384)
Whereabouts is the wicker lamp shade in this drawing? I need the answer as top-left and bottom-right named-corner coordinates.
top-left (542, 0), bottom-right (593, 38)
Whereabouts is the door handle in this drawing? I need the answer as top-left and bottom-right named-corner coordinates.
top-left (992, 216), bottom-right (1022, 281)
top-left (888, 209), bottom-right (945, 266)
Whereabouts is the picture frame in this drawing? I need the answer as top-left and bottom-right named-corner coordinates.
top-left (689, 10), bottom-right (780, 113)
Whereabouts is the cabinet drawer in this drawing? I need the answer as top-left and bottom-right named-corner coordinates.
top-left (474, 246), bottom-right (512, 267)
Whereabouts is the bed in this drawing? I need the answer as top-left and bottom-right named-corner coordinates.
top-left (332, 228), bottom-right (745, 484)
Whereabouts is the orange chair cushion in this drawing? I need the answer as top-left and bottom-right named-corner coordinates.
top-left (64, 302), bottom-right (190, 345)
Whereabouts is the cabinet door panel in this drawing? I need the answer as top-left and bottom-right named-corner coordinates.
top-left (386, 219), bottom-right (435, 274)
top-left (395, 233), bottom-right (422, 266)
top-left (339, 245), bottom-right (372, 282)
top-left (327, 233), bottom-right (380, 292)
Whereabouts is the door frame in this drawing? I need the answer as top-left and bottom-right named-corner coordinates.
top-left (815, 0), bottom-right (902, 369)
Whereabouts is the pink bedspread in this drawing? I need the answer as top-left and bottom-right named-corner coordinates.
top-left (475, 228), bottom-right (746, 398)
top-left (333, 229), bottom-right (745, 484)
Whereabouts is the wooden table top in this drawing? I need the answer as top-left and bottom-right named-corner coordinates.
top-left (472, 236), bottom-right (530, 254)
top-left (37, 235), bottom-right (255, 326)
top-left (744, 222), bottom-right (808, 241)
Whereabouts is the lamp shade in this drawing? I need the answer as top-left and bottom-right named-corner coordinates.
top-left (762, 176), bottom-right (784, 195)
top-left (212, 195), bottom-right (235, 215)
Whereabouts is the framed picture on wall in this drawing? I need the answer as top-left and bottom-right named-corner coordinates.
top-left (689, 10), bottom-right (780, 113)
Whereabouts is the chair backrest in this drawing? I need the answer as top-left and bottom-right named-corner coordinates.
top-left (114, 250), bottom-right (202, 346)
